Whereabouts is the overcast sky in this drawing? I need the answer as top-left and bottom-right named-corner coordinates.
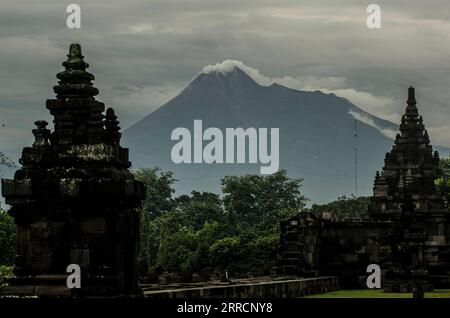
top-left (1, 0), bottom-right (450, 161)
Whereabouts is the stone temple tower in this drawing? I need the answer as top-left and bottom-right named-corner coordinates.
top-left (1, 44), bottom-right (145, 297)
top-left (277, 87), bottom-right (450, 291)
top-left (369, 87), bottom-right (447, 221)
top-left (369, 87), bottom-right (450, 289)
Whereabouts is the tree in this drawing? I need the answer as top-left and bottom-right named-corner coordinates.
top-left (133, 167), bottom-right (176, 219)
top-left (218, 170), bottom-right (308, 276)
top-left (137, 169), bottom-right (309, 280)
top-left (174, 191), bottom-right (224, 230)
top-left (440, 156), bottom-right (450, 177)
top-left (0, 209), bottom-right (15, 265)
top-left (149, 192), bottom-right (228, 274)
top-left (0, 151), bottom-right (17, 287)
top-left (208, 236), bottom-right (242, 271)
top-left (133, 167), bottom-right (176, 266)
top-left (436, 156), bottom-right (450, 207)
top-left (194, 221), bottom-right (232, 271)
top-left (0, 265), bottom-right (13, 287)
top-left (310, 195), bottom-right (370, 220)
top-left (157, 226), bottom-right (198, 274)
top-left (222, 170), bottom-right (308, 234)
top-left (0, 152), bottom-right (15, 169)
top-left (249, 233), bottom-right (279, 273)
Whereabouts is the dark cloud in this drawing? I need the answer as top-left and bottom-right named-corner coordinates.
top-left (1, 0), bottom-right (450, 161)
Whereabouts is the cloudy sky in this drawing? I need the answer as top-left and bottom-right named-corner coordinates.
top-left (1, 0), bottom-right (450, 162)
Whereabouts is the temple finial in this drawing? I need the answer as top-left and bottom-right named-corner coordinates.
top-left (68, 43), bottom-right (82, 58)
top-left (405, 86), bottom-right (418, 119)
top-left (407, 86), bottom-right (416, 105)
top-left (47, 43), bottom-right (105, 145)
top-left (53, 43), bottom-right (98, 99)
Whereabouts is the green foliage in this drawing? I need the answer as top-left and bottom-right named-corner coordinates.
top-left (0, 152), bottom-right (15, 169)
top-left (0, 209), bottom-right (16, 265)
top-left (0, 265), bottom-right (13, 287)
top-left (174, 191), bottom-right (224, 230)
top-left (157, 226), bottom-right (198, 273)
top-left (134, 167), bottom-right (175, 219)
top-left (208, 236), bottom-right (241, 268)
top-left (309, 195), bottom-right (370, 220)
top-left (440, 156), bottom-right (450, 177)
top-left (135, 169), bottom-right (309, 281)
top-left (436, 156), bottom-right (450, 207)
top-left (134, 167), bottom-right (176, 265)
top-left (222, 170), bottom-right (307, 233)
top-left (194, 221), bottom-right (231, 269)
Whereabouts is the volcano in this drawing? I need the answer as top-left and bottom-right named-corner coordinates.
top-left (123, 66), bottom-right (447, 203)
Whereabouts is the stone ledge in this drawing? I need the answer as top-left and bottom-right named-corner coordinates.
top-left (144, 276), bottom-right (339, 298)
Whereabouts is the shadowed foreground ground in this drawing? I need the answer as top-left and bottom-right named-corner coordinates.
top-left (304, 289), bottom-right (450, 298)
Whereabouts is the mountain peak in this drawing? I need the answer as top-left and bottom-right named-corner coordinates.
top-left (189, 63), bottom-right (261, 93)
top-left (125, 61), bottom-right (446, 204)
top-left (201, 65), bottom-right (248, 79)
top-left (202, 59), bottom-right (249, 75)
top-left (200, 59), bottom-right (274, 87)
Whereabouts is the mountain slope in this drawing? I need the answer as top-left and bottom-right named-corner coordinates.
top-left (123, 67), bottom-right (447, 203)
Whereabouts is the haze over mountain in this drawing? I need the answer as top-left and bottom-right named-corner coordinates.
top-left (123, 66), bottom-right (448, 204)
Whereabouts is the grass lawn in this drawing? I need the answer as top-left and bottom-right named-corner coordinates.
top-left (305, 289), bottom-right (450, 298)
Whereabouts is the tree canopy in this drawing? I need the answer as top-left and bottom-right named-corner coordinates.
top-left (309, 195), bottom-right (370, 220)
top-left (0, 209), bottom-right (15, 265)
top-left (136, 169), bottom-right (308, 281)
top-left (436, 156), bottom-right (450, 207)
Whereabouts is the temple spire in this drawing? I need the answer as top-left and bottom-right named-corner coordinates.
top-left (68, 43), bottom-right (82, 59)
top-left (2, 43), bottom-right (144, 297)
top-left (47, 43), bottom-right (105, 145)
top-left (399, 86), bottom-right (424, 140)
top-left (369, 86), bottom-right (444, 221)
top-left (53, 43), bottom-right (99, 99)
top-left (407, 86), bottom-right (416, 105)
top-left (405, 86), bottom-right (418, 117)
